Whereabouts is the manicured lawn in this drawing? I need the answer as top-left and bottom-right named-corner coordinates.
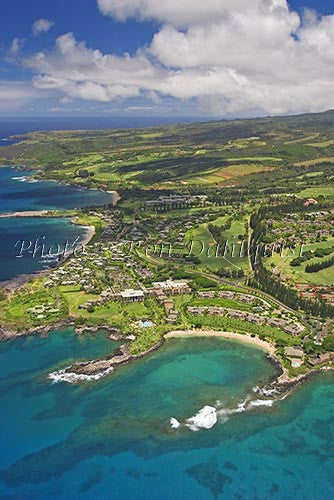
top-left (265, 238), bottom-right (334, 286)
top-left (186, 217), bottom-right (250, 272)
top-left (0, 290), bottom-right (67, 329)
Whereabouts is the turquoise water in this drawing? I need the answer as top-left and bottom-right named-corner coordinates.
top-left (0, 332), bottom-right (334, 499)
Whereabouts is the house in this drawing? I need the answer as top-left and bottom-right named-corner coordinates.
top-left (198, 291), bottom-right (215, 299)
top-left (238, 294), bottom-right (256, 304)
top-left (187, 306), bottom-right (207, 315)
top-left (284, 346), bottom-right (304, 368)
top-left (308, 353), bottom-right (334, 367)
top-left (283, 323), bottom-right (305, 336)
top-left (228, 310), bottom-right (247, 320)
top-left (246, 314), bottom-right (265, 325)
top-left (218, 291), bottom-right (235, 299)
top-left (304, 198), bottom-right (318, 207)
top-left (164, 299), bottom-right (174, 312)
top-left (285, 347), bottom-right (304, 358)
top-left (208, 306), bottom-right (225, 315)
top-left (268, 318), bottom-right (288, 329)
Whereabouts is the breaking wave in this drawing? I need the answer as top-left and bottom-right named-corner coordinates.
top-left (48, 366), bottom-right (114, 384)
top-left (170, 392), bottom-right (285, 431)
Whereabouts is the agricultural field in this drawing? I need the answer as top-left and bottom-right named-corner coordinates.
top-left (2, 110), bottom-right (334, 192)
top-left (2, 110), bottom-right (334, 367)
top-left (298, 186), bottom-right (334, 198)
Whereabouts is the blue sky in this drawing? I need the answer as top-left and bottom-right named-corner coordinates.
top-left (1, 0), bottom-right (334, 116)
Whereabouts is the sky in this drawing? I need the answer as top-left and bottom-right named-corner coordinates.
top-left (1, 0), bottom-right (334, 117)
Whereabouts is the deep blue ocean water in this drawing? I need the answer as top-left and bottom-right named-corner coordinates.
top-left (0, 333), bottom-right (334, 499)
top-left (0, 166), bottom-right (114, 281)
top-left (0, 167), bottom-right (114, 212)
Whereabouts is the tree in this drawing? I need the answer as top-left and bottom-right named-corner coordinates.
top-left (323, 336), bottom-right (334, 352)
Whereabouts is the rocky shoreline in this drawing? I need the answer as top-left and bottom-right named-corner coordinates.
top-left (0, 319), bottom-right (329, 395)
top-left (45, 326), bottom-right (321, 398)
top-left (49, 334), bottom-right (165, 383)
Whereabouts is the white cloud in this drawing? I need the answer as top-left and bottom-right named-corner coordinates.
top-left (8, 38), bottom-right (25, 56)
top-left (26, 33), bottom-right (164, 102)
top-left (32, 18), bottom-right (54, 36)
top-left (97, 0), bottom-right (289, 28)
top-left (0, 81), bottom-right (46, 111)
top-left (21, 2), bottom-right (334, 116)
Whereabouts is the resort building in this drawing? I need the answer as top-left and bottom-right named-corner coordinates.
top-left (284, 347), bottom-right (305, 368)
top-left (151, 280), bottom-right (191, 296)
top-left (120, 289), bottom-right (145, 302)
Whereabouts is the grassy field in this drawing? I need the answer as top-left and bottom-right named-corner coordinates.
top-left (2, 110), bottom-right (334, 190)
top-left (294, 157), bottom-right (334, 167)
top-left (307, 139), bottom-right (334, 148)
top-left (265, 238), bottom-right (334, 286)
top-left (185, 215), bottom-right (250, 272)
top-left (181, 163), bottom-right (275, 185)
top-left (298, 185), bottom-right (334, 198)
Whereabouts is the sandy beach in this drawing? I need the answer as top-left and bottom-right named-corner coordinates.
top-left (79, 224), bottom-right (96, 247)
top-left (72, 224), bottom-right (95, 246)
top-left (165, 329), bottom-right (277, 356)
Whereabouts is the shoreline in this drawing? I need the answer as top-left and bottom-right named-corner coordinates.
top-left (0, 321), bottom-right (331, 401)
top-left (0, 218), bottom-right (95, 292)
top-left (165, 329), bottom-right (277, 357)
top-left (2, 163), bottom-right (121, 207)
top-left (49, 328), bottom-right (283, 385)
top-left (73, 221), bottom-right (95, 247)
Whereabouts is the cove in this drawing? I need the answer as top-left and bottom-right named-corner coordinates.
top-left (0, 166), bottom-right (114, 282)
top-left (0, 332), bottom-right (334, 499)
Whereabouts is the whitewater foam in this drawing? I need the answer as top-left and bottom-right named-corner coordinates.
top-left (171, 394), bottom-right (280, 432)
top-left (185, 406), bottom-right (218, 431)
top-left (170, 418), bottom-right (181, 429)
top-left (49, 366), bottom-right (114, 384)
top-left (249, 399), bottom-right (274, 408)
top-left (253, 385), bottom-right (279, 397)
top-left (12, 176), bottom-right (28, 182)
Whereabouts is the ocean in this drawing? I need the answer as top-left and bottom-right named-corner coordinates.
top-left (0, 118), bottom-right (334, 499)
top-left (0, 333), bottom-right (333, 499)
top-left (0, 167), bottom-right (114, 282)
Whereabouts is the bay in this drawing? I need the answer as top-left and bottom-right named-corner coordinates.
top-left (0, 167), bottom-right (114, 282)
top-left (0, 333), bottom-right (333, 499)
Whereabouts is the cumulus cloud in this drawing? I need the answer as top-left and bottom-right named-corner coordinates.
top-left (22, 1), bottom-right (334, 115)
top-left (32, 18), bottom-right (54, 36)
top-left (25, 33), bottom-right (164, 102)
top-left (97, 0), bottom-right (287, 28)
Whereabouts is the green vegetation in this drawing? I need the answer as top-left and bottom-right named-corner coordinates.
top-left (129, 329), bottom-right (163, 355)
top-left (2, 110), bottom-right (334, 195)
top-left (3, 109), bottom-right (334, 373)
top-left (188, 314), bottom-right (295, 346)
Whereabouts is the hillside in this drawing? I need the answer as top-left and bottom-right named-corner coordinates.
top-left (1, 110), bottom-right (334, 196)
